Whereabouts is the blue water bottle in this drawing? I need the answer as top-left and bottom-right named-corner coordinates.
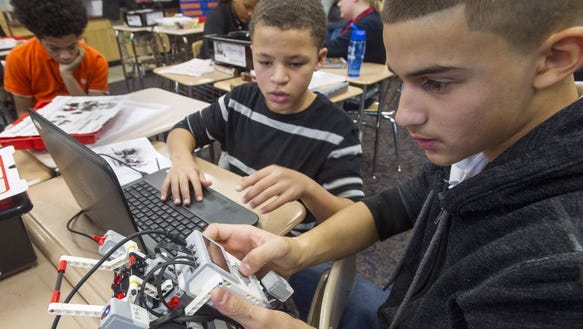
top-left (347, 26), bottom-right (366, 77)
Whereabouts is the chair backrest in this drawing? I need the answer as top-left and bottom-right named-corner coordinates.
top-left (321, 0), bottom-right (336, 17)
top-left (192, 40), bottom-right (203, 58)
top-left (307, 254), bottom-right (357, 329)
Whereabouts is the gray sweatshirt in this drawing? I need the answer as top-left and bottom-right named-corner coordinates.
top-left (364, 96), bottom-right (583, 328)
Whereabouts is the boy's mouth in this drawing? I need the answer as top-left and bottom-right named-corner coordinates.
top-left (269, 91), bottom-right (289, 103)
top-left (410, 134), bottom-right (438, 150)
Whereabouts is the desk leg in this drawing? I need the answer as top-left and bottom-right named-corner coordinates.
top-left (372, 101), bottom-right (383, 179)
top-left (357, 85), bottom-right (367, 134)
top-left (181, 36), bottom-right (189, 62)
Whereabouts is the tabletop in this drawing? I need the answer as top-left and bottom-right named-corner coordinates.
top-left (321, 62), bottom-right (392, 85)
top-left (20, 143), bottom-right (305, 307)
top-left (154, 64), bottom-right (234, 87)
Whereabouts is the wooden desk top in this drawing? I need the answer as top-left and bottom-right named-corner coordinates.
top-left (14, 149), bottom-right (54, 186)
top-left (112, 24), bottom-right (152, 33)
top-left (22, 144), bottom-right (305, 306)
top-left (154, 65), bottom-right (234, 87)
top-left (113, 24), bottom-right (204, 36)
top-left (154, 25), bottom-right (204, 36)
top-left (322, 62), bottom-right (392, 86)
top-left (115, 87), bottom-right (208, 140)
top-left (213, 77), bottom-right (364, 104)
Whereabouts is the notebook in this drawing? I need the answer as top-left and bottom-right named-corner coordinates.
top-left (27, 109), bottom-right (259, 252)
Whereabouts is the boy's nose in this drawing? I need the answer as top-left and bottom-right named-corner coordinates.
top-left (395, 84), bottom-right (427, 127)
top-left (57, 49), bottom-right (75, 61)
top-left (270, 65), bottom-right (289, 85)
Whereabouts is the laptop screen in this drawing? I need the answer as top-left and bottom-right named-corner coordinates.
top-left (206, 32), bottom-right (253, 71)
top-left (28, 109), bottom-right (142, 244)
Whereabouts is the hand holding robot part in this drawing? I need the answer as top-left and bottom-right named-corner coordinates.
top-left (177, 230), bottom-right (293, 316)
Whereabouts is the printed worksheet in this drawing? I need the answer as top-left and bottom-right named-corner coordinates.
top-left (0, 96), bottom-right (126, 138)
top-left (90, 137), bottom-right (172, 186)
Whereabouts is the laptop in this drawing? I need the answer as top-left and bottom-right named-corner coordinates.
top-left (206, 32), bottom-right (253, 72)
top-left (27, 109), bottom-right (259, 252)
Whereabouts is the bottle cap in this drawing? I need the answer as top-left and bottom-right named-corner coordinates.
top-left (351, 29), bottom-right (366, 41)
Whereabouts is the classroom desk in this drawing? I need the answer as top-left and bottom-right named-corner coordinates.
top-left (213, 77), bottom-right (364, 104)
top-left (153, 25), bottom-right (204, 64)
top-left (21, 153), bottom-right (305, 309)
top-left (322, 62), bottom-right (392, 131)
top-left (101, 87), bottom-right (205, 142)
top-left (26, 87), bottom-right (207, 168)
top-left (13, 149), bottom-right (54, 186)
top-left (154, 64), bottom-right (234, 100)
top-left (14, 88), bottom-right (205, 182)
top-left (5, 88), bottom-right (305, 326)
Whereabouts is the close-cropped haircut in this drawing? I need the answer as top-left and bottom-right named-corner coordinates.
top-left (249, 0), bottom-right (327, 49)
top-left (381, 0), bottom-right (583, 53)
top-left (10, 0), bottom-right (88, 39)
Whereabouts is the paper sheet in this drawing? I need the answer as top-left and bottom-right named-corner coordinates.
top-left (90, 137), bottom-right (172, 186)
top-left (308, 71), bottom-right (347, 90)
top-left (156, 58), bottom-right (215, 77)
top-left (0, 96), bottom-right (126, 138)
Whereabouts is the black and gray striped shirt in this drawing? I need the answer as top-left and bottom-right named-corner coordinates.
top-left (173, 83), bottom-right (364, 234)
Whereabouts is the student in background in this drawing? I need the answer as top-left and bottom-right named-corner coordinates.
top-left (198, 0), bottom-right (260, 59)
top-left (201, 1), bottom-right (583, 328)
top-left (325, 0), bottom-right (385, 64)
top-left (162, 0), bottom-right (363, 236)
top-left (3, 0), bottom-right (108, 117)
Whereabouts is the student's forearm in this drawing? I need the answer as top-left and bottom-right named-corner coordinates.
top-left (167, 128), bottom-right (198, 162)
top-left (12, 95), bottom-right (34, 117)
top-left (61, 72), bottom-right (87, 96)
top-left (295, 201), bottom-right (379, 268)
top-left (301, 179), bottom-right (354, 222)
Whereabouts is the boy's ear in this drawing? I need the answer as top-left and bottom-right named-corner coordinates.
top-left (315, 47), bottom-right (328, 71)
top-left (533, 26), bottom-right (583, 89)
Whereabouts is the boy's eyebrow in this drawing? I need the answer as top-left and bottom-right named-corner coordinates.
top-left (254, 53), bottom-right (310, 61)
top-left (387, 64), bottom-right (463, 78)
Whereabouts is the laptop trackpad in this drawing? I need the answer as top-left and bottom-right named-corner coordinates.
top-left (184, 191), bottom-right (258, 225)
top-left (144, 169), bottom-right (258, 226)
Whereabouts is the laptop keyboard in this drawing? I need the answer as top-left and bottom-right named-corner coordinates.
top-left (124, 181), bottom-right (208, 239)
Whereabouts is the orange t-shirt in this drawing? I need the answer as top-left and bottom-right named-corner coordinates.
top-left (3, 38), bottom-right (109, 104)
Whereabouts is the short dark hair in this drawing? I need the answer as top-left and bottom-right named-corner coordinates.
top-left (10, 0), bottom-right (88, 39)
top-left (381, 0), bottom-right (583, 53)
top-left (249, 0), bottom-right (326, 49)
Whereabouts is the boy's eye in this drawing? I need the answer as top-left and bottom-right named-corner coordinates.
top-left (258, 61), bottom-right (272, 66)
top-left (421, 79), bottom-right (450, 93)
top-left (289, 62), bottom-right (303, 68)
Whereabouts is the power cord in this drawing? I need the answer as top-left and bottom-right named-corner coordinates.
top-left (65, 210), bottom-right (96, 242)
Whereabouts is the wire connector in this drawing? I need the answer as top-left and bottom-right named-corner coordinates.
top-left (98, 230), bottom-right (130, 257)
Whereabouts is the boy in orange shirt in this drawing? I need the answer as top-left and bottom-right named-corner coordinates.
top-left (4, 0), bottom-right (108, 117)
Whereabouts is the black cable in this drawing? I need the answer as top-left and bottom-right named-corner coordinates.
top-left (50, 229), bottom-right (175, 329)
top-left (138, 259), bottom-right (197, 317)
top-left (65, 210), bottom-right (95, 242)
top-left (97, 153), bottom-right (150, 177)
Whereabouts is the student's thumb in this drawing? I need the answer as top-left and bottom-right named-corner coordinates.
top-left (211, 287), bottom-right (260, 328)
